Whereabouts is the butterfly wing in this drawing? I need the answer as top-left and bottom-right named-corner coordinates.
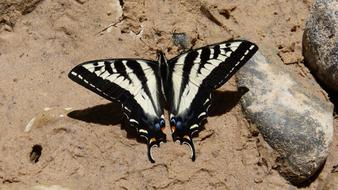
top-left (69, 59), bottom-right (166, 162)
top-left (167, 40), bottom-right (258, 160)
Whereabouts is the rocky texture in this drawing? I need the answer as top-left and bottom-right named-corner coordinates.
top-left (0, 0), bottom-right (44, 31)
top-left (303, 0), bottom-right (338, 91)
top-left (237, 51), bottom-right (334, 184)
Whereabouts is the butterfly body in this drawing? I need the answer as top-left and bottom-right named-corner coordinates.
top-left (69, 39), bottom-right (258, 163)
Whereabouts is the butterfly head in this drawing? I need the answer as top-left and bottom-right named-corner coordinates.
top-left (170, 116), bottom-right (196, 161)
top-left (147, 116), bottom-right (167, 163)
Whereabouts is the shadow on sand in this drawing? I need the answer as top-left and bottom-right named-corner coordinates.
top-left (67, 102), bottom-right (141, 142)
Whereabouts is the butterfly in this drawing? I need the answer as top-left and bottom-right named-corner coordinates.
top-left (68, 39), bottom-right (258, 163)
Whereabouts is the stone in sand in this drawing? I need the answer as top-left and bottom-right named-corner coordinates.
top-left (172, 32), bottom-right (189, 50)
top-left (237, 51), bottom-right (334, 184)
top-left (303, 0), bottom-right (338, 91)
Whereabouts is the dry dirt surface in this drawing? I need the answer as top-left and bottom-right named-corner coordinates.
top-left (0, 0), bottom-right (337, 189)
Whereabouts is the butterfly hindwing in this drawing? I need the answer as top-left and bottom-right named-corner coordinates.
top-left (167, 40), bottom-right (258, 160)
top-left (69, 59), bottom-right (166, 162)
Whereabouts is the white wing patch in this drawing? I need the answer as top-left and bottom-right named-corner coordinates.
top-left (178, 83), bottom-right (199, 113)
top-left (127, 62), bottom-right (160, 116)
top-left (172, 55), bottom-right (187, 112)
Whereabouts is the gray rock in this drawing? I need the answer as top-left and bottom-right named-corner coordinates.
top-left (172, 32), bottom-right (189, 50)
top-left (303, 0), bottom-right (338, 91)
top-left (237, 51), bottom-right (334, 184)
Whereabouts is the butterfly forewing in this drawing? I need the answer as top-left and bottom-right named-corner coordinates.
top-left (69, 59), bottom-right (164, 139)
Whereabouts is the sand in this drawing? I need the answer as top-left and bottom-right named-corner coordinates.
top-left (0, 0), bottom-right (337, 189)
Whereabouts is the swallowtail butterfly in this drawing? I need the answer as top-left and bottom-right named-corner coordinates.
top-left (69, 39), bottom-right (258, 163)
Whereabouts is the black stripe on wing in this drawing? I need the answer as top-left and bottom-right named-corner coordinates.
top-left (69, 59), bottom-right (156, 103)
top-left (168, 40), bottom-right (258, 90)
top-left (203, 41), bottom-right (258, 89)
top-left (70, 63), bottom-right (123, 102)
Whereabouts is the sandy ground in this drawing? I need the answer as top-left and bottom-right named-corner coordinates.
top-left (0, 0), bottom-right (337, 189)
